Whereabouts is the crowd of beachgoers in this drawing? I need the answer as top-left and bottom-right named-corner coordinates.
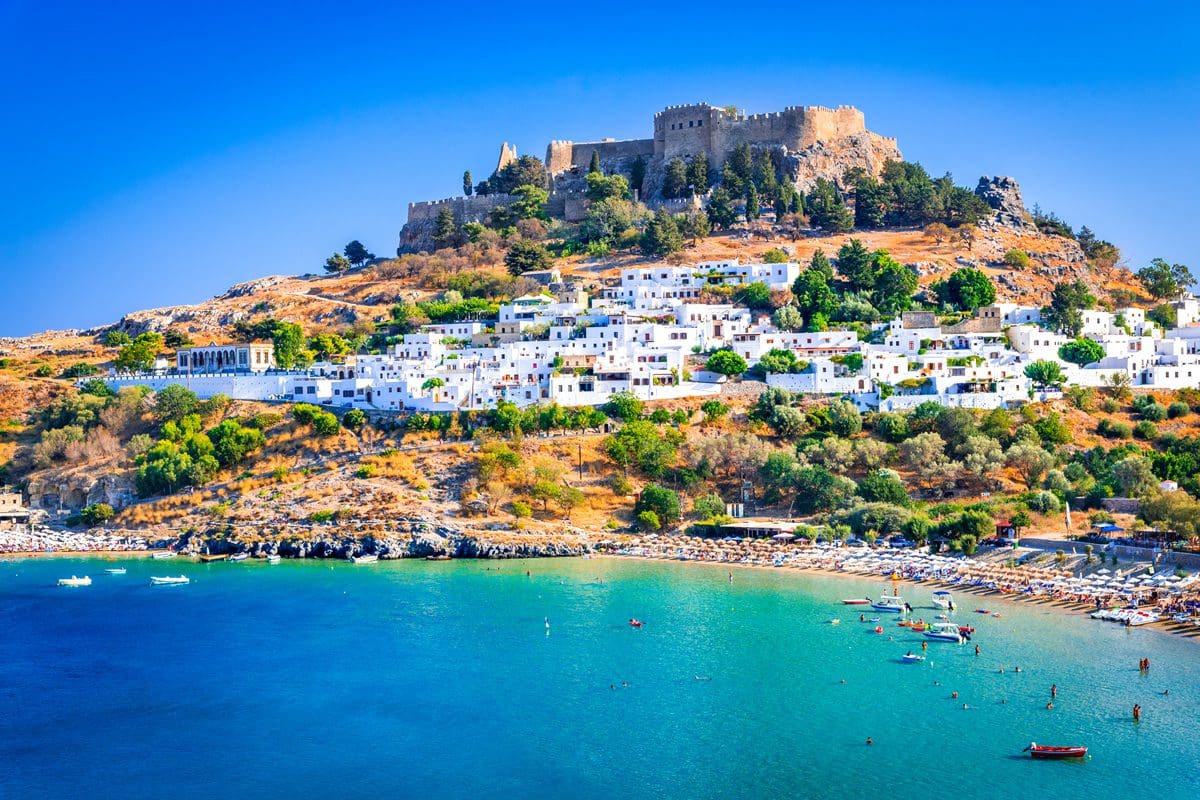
top-left (0, 526), bottom-right (151, 555)
top-left (603, 535), bottom-right (1200, 632)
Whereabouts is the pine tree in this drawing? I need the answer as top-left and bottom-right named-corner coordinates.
top-left (433, 206), bottom-right (459, 249)
top-left (745, 184), bottom-right (760, 220)
top-left (687, 152), bottom-right (709, 193)
top-left (630, 156), bottom-right (647, 198)
top-left (588, 150), bottom-right (601, 175)
top-left (462, 170), bottom-right (473, 196)
top-left (663, 158), bottom-right (689, 199)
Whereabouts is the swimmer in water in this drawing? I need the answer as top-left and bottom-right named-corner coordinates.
top-left (866, 737), bottom-right (873, 746)
top-left (1046, 702), bottom-right (1054, 710)
top-left (951, 691), bottom-right (958, 699)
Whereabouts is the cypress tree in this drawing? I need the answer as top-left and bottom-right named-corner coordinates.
top-left (588, 150), bottom-right (601, 174)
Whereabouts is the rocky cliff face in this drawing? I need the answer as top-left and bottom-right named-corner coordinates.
top-left (785, 131), bottom-right (902, 191)
top-left (975, 176), bottom-right (1034, 231)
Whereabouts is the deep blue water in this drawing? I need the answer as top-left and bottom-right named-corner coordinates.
top-left (2, 556), bottom-right (1197, 799)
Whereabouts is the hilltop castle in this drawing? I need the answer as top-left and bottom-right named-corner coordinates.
top-left (399, 102), bottom-right (901, 253)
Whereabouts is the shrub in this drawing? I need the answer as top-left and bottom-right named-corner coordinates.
top-left (635, 484), bottom-right (681, 524)
top-left (1003, 249), bottom-right (1030, 268)
top-left (1134, 420), bottom-right (1159, 440)
top-left (33, 364), bottom-right (53, 377)
top-left (1025, 490), bottom-right (1061, 514)
top-left (309, 510), bottom-right (335, 524)
top-left (343, 409), bottom-right (366, 430)
top-left (312, 411), bottom-right (340, 436)
top-left (354, 464), bottom-right (377, 479)
top-left (637, 510), bottom-right (662, 531)
top-left (510, 501), bottom-right (532, 519)
top-left (1167, 401), bottom-right (1190, 419)
top-left (79, 503), bottom-right (115, 526)
top-left (1139, 402), bottom-right (1167, 422)
top-left (61, 362), bottom-right (100, 379)
top-left (762, 248), bottom-right (789, 263)
top-left (1097, 419), bottom-right (1132, 439)
top-left (692, 492), bottom-right (726, 520)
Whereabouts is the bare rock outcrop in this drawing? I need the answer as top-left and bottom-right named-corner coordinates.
top-left (975, 176), bottom-right (1034, 231)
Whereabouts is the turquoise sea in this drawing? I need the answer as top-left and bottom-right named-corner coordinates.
top-left (2, 556), bottom-right (1197, 799)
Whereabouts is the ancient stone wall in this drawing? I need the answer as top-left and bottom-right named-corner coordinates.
top-left (545, 138), bottom-right (654, 174)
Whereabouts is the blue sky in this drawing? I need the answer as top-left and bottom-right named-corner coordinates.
top-left (2, 1), bottom-right (1197, 336)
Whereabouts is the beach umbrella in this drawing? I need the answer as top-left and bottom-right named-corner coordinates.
top-left (772, 532), bottom-right (795, 540)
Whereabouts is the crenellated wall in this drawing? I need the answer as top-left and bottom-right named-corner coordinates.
top-left (545, 138), bottom-right (655, 174)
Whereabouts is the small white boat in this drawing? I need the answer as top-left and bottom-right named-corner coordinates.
top-left (104, 568), bottom-right (126, 575)
top-left (871, 596), bottom-right (907, 613)
top-left (57, 575), bottom-right (91, 587)
top-left (829, 619), bottom-right (841, 625)
top-left (266, 554), bottom-right (281, 564)
top-left (229, 553), bottom-right (249, 562)
top-left (152, 551), bottom-right (176, 560)
top-left (923, 621), bottom-right (964, 643)
top-left (150, 575), bottom-right (190, 586)
top-left (351, 554), bottom-right (378, 564)
top-left (931, 591), bottom-right (955, 611)
top-left (841, 598), bottom-right (872, 605)
top-left (901, 653), bottom-right (925, 663)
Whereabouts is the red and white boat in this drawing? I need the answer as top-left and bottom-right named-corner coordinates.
top-left (1027, 743), bottom-right (1088, 760)
top-left (841, 598), bottom-right (871, 605)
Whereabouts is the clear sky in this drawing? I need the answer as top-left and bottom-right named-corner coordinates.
top-left (2, 1), bottom-right (1197, 336)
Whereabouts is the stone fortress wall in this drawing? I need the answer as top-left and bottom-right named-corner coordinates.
top-left (399, 101), bottom-right (902, 252)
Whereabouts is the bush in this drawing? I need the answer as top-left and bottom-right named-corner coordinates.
top-left (608, 474), bottom-right (634, 496)
top-left (1168, 401), bottom-right (1190, 419)
top-left (692, 492), bottom-right (725, 520)
top-left (762, 248), bottom-right (789, 264)
top-left (637, 510), bottom-right (661, 531)
top-left (79, 503), bottom-right (115, 526)
top-left (1133, 420), bottom-right (1158, 440)
top-left (343, 409), bottom-right (366, 430)
top-left (33, 364), bottom-right (53, 377)
top-left (1097, 419), bottom-right (1132, 439)
top-left (1139, 402), bottom-right (1167, 422)
top-left (510, 501), bottom-right (532, 519)
top-left (705, 350), bottom-right (748, 376)
top-left (61, 362), bottom-right (100, 379)
top-left (1025, 490), bottom-right (1061, 514)
top-left (1003, 249), bottom-right (1030, 268)
top-left (309, 510), bottom-right (335, 524)
top-left (354, 465), bottom-right (377, 479)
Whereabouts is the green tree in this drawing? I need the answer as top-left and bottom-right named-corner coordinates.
top-left (432, 206), bottom-right (460, 249)
top-left (692, 492), bottom-right (725, 520)
top-left (687, 152), bottom-right (709, 192)
top-left (1024, 360), bottom-right (1065, 389)
top-left (343, 240), bottom-right (374, 267)
top-left (104, 330), bottom-right (132, 347)
top-left (113, 332), bottom-right (164, 372)
top-left (938, 268), bottom-right (996, 310)
top-left (858, 469), bottom-right (909, 505)
top-left (272, 322), bottom-right (307, 369)
top-left (80, 503), bottom-right (115, 526)
top-left (700, 400), bottom-right (729, 422)
top-left (807, 178), bottom-right (853, 232)
top-left (1058, 338), bottom-right (1105, 366)
top-left (637, 510), bottom-right (661, 531)
top-left (871, 254), bottom-right (918, 316)
top-left (630, 155), bottom-right (647, 197)
top-left (1137, 257), bottom-right (1194, 300)
top-left (745, 184), bottom-right (760, 220)
top-left (836, 239), bottom-right (874, 291)
top-left (1006, 442), bottom-right (1052, 488)
top-left (792, 267), bottom-right (837, 321)
top-left (771, 305), bottom-right (804, 332)
top-left (510, 184), bottom-right (549, 221)
top-left (585, 172), bottom-right (630, 203)
top-left (734, 281), bottom-right (772, 310)
top-left (705, 187), bottom-right (738, 230)
top-left (208, 419), bottom-right (266, 468)
top-left (706, 350), bottom-right (748, 376)
top-left (663, 158), bottom-right (689, 198)
top-left (603, 391), bottom-right (644, 422)
top-left (636, 484), bottom-right (681, 524)
top-left (588, 149), bottom-right (601, 175)
top-left (462, 170), bottom-right (472, 196)
top-left (154, 384), bottom-right (200, 423)
top-left (343, 409), bottom-right (366, 430)
top-left (324, 252), bottom-right (351, 273)
top-left (828, 399), bottom-right (863, 437)
top-left (1042, 280), bottom-right (1096, 337)
top-left (505, 240), bottom-right (553, 275)
top-left (640, 209), bottom-right (684, 256)
top-left (491, 155), bottom-right (547, 193)
top-left (758, 348), bottom-right (803, 374)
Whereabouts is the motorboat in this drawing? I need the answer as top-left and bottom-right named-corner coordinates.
top-left (152, 551), bottom-right (176, 560)
top-left (931, 591), bottom-right (955, 610)
top-left (841, 598), bottom-right (871, 605)
top-left (150, 575), bottom-right (190, 586)
top-left (104, 568), bottom-right (126, 575)
top-left (199, 554), bottom-right (227, 562)
top-left (923, 621), bottom-right (965, 643)
top-left (57, 576), bottom-right (91, 587)
top-left (229, 553), bottom-right (249, 562)
top-left (901, 653), bottom-right (925, 663)
top-left (1027, 743), bottom-right (1088, 760)
top-left (266, 554), bottom-right (282, 564)
top-left (829, 619), bottom-right (841, 625)
top-left (871, 596), bottom-right (907, 613)
top-left (351, 554), bottom-right (378, 564)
